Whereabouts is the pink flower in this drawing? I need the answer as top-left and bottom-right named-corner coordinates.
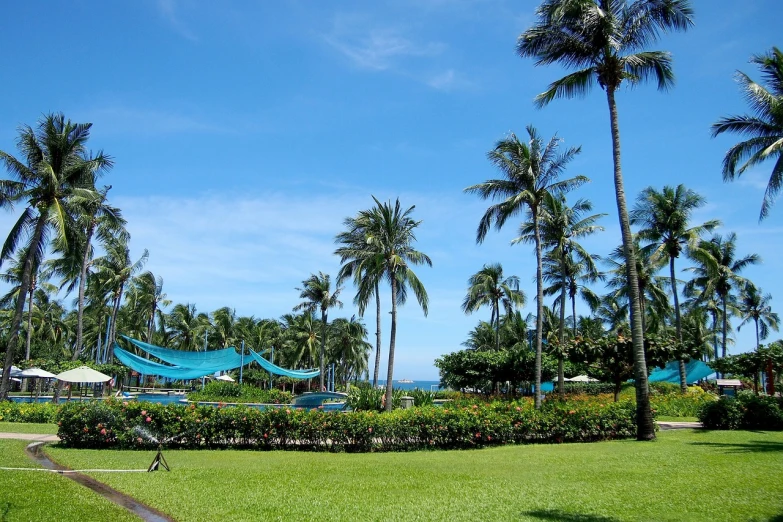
top-left (515, 406), bottom-right (521, 412)
top-left (141, 410), bottom-right (147, 416)
top-left (472, 405), bottom-right (478, 409)
top-left (137, 437), bottom-right (143, 443)
top-left (368, 427), bottom-right (373, 433)
top-left (100, 428), bottom-right (107, 435)
top-left (263, 433), bottom-right (268, 439)
top-left (146, 416), bottom-right (152, 423)
top-left (122, 401), bottom-right (128, 406)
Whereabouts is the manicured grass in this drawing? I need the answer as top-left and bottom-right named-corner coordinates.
top-left (0, 440), bottom-right (139, 522)
top-left (46, 430), bottom-right (783, 522)
top-left (0, 422), bottom-right (58, 434)
top-left (656, 416), bottom-right (699, 422)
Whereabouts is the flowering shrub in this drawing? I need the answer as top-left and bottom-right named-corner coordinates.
top-left (650, 390), bottom-right (717, 418)
top-left (0, 401), bottom-right (59, 423)
top-left (56, 398), bottom-right (637, 451)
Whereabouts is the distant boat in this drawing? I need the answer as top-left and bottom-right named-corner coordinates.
top-left (397, 379), bottom-right (414, 383)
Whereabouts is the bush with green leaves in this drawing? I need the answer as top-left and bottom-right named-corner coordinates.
top-left (0, 401), bottom-right (59, 423)
top-left (187, 381), bottom-right (291, 404)
top-left (699, 394), bottom-right (783, 430)
top-left (56, 397), bottom-right (637, 451)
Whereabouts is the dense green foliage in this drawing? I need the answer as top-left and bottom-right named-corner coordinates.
top-left (700, 393), bottom-right (783, 430)
top-left (0, 401), bottom-right (58, 423)
top-left (187, 381), bottom-right (292, 404)
top-left (56, 398), bottom-right (637, 451)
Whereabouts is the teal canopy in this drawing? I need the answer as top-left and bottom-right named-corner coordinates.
top-left (121, 335), bottom-right (245, 370)
top-left (114, 345), bottom-right (218, 380)
top-left (248, 349), bottom-right (320, 379)
top-left (648, 360), bottom-right (714, 384)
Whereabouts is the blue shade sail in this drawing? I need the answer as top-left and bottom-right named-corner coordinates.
top-left (248, 349), bottom-right (320, 379)
top-left (121, 335), bottom-right (244, 370)
top-left (648, 360), bottom-right (715, 384)
top-left (114, 345), bottom-right (218, 379)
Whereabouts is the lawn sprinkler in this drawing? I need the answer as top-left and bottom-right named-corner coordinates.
top-left (147, 443), bottom-right (170, 472)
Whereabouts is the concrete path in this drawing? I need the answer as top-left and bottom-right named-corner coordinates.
top-left (656, 421), bottom-right (702, 430)
top-left (0, 432), bottom-right (60, 441)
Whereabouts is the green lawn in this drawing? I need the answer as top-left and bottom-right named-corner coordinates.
top-left (0, 422), bottom-right (58, 434)
top-left (43, 430), bottom-right (783, 522)
top-left (0, 440), bottom-right (139, 522)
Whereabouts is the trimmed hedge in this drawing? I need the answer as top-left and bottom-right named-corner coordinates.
top-left (56, 398), bottom-right (637, 451)
top-left (187, 382), bottom-right (292, 404)
top-left (0, 402), bottom-right (59, 423)
top-left (699, 395), bottom-right (783, 430)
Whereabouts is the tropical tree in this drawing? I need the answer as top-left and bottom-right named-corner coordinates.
top-left (631, 184), bottom-right (720, 391)
top-left (128, 271), bottom-right (170, 344)
top-left (329, 316), bottom-right (371, 386)
top-left (687, 233), bottom-right (760, 359)
top-left (168, 303), bottom-right (208, 351)
top-left (335, 214), bottom-right (387, 387)
top-left (280, 312), bottom-right (321, 372)
top-left (518, 0), bottom-right (694, 439)
top-left (0, 113), bottom-right (111, 399)
top-left (712, 47), bottom-right (783, 221)
top-left (461, 263), bottom-right (526, 352)
top-left (465, 125), bottom-right (586, 408)
top-left (351, 197), bottom-right (431, 411)
top-left (517, 192), bottom-right (603, 392)
top-left (294, 272), bottom-right (343, 391)
top-left (737, 282), bottom-right (779, 351)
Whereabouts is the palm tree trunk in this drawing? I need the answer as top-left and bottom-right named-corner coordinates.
top-left (495, 302), bottom-right (501, 352)
top-left (25, 285), bottom-right (34, 360)
top-left (385, 274), bottom-right (398, 412)
top-left (571, 293), bottom-right (577, 338)
top-left (107, 285), bottom-right (124, 362)
top-left (670, 257), bottom-right (687, 393)
top-left (73, 224), bottom-right (95, 361)
top-left (533, 213), bottom-right (544, 410)
top-left (722, 297), bottom-right (728, 359)
top-left (319, 309), bottom-right (327, 391)
top-left (606, 87), bottom-right (654, 440)
top-left (373, 282), bottom-right (381, 387)
top-left (0, 217), bottom-right (46, 400)
top-left (711, 310), bottom-right (719, 362)
top-left (558, 270), bottom-right (566, 395)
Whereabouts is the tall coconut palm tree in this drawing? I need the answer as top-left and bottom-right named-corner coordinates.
top-left (280, 312), bottom-right (321, 371)
top-left (329, 316), bottom-right (371, 387)
top-left (517, 192), bottom-right (604, 392)
top-left (294, 272), bottom-right (343, 391)
top-left (712, 47), bottom-right (783, 221)
top-left (335, 213), bottom-right (389, 387)
top-left (687, 233), bottom-right (760, 359)
top-left (92, 235), bottom-right (148, 360)
top-left (518, 0), bottom-right (693, 440)
top-left (167, 303), bottom-right (205, 351)
top-left (352, 197), bottom-right (431, 411)
top-left (462, 263), bottom-right (526, 352)
top-left (128, 271), bottom-right (170, 344)
top-left (465, 125), bottom-right (586, 408)
top-left (631, 184), bottom-right (720, 391)
top-left (0, 113), bottom-right (112, 399)
top-left (737, 282), bottom-right (779, 351)
top-left (595, 294), bottom-right (630, 335)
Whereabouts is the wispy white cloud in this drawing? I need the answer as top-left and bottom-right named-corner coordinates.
top-left (82, 106), bottom-right (235, 136)
top-left (156, 0), bottom-right (198, 42)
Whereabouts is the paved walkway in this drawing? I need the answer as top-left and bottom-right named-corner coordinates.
top-left (656, 421), bottom-right (702, 430)
top-left (0, 432), bottom-right (60, 441)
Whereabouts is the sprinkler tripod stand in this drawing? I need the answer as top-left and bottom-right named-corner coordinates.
top-left (147, 444), bottom-right (170, 472)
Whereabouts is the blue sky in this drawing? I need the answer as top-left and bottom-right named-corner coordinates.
top-left (1, 0), bottom-right (781, 380)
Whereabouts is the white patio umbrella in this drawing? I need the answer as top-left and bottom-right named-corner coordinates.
top-left (215, 374), bottom-right (235, 382)
top-left (56, 366), bottom-right (111, 383)
top-left (19, 368), bottom-right (57, 379)
top-left (565, 375), bottom-right (598, 383)
top-left (0, 366), bottom-right (23, 377)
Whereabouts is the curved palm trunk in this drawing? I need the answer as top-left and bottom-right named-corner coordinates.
top-left (495, 302), bottom-right (501, 352)
top-left (754, 317), bottom-right (761, 395)
top-left (533, 213), bottom-right (544, 409)
top-left (711, 310), bottom-right (719, 362)
top-left (146, 303), bottom-right (156, 344)
top-left (385, 275), bottom-right (398, 412)
top-left (320, 309), bottom-right (327, 391)
top-left (73, 224), bottom-right (96, 361)
top-left (558, 270), bottom-right (566, 395)
top-left (25, 284), bottom-right (34, 360)
top-left (373, 282), bottom-right (381, 387)
top-left (607, 87), bottom-right (654, 440)
top-left (670, 257), bottom-right (688, 393)
top-left (107, 284), bottom-right (125, 362)
top-left (1, 217), bottom-right (46, 400)
top-left (571, 292), bottom-right (578, 338)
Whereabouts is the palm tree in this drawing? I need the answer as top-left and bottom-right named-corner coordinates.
top-left (737, 282), bottom-right (779, 351)
top-left (294, 272), bottom-right (343, 391)
top-left (518, 0), bottom-right (693, 440)
top-left (329, 316), bottom-right (371, 387)
top-left (631, 184), bottom-right (720, 391)
top-left (0, 113), bottom-right (112, 399)
top-left (465, 125), bottom-right (586, 408)
top-left (352, 197), bottom-right (431, 411)
top-left (128, 271), bottom-right (170, 344)
top-left (280, 312), bottom-right (321, 371)
top-left (712, 47), bottom-right (783, 221)
top-left (335, 213), bottom-right (388, 387)
top-left (92, 235), bottom-right (148, 360)
top-left (462, 321), bottom-right (498, 352)
top-left (687, 233), bottom-right (760, 359)
top-left (517, 193), bottom-right (604, 393)
top-left (462, 263), bottom-right (526, 352)
top-left (168, 303), bottom-right (207, 351)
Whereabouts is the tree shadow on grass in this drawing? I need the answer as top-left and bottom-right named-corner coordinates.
top-left (522, 509), bottom-right (620, 522)
top-left (689, 440), bottom-right (783, 454)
